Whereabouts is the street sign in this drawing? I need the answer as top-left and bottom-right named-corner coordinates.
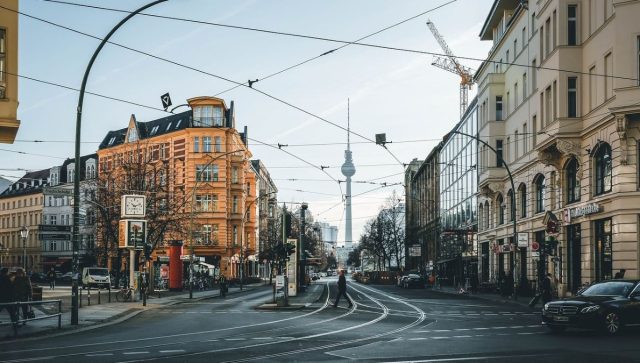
top-left (160, 92), bottom-right (172, 109)
top-left (409, 245), bottom-right (421, 257)
top-left (517, 233), bottom-right (528, 248)
top-left (43, 186), bottom-right (73, 197)
top-left (275, 275), bottom-right (285, 288)
top-left (531, 241), bottom-right (540, 251)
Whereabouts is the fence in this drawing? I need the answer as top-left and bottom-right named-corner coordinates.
top-left (0, 299), bottom-right (62, 337)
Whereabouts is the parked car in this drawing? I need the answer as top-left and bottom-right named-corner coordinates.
top-left (59, 272), bottom-right (74, 283)
top-left (30, 272), bottom-right (48, 283)
top-left (82, 267), bottom-right (111, 289)
top-left (319, 272), bottom-right (327, 278)
top-left (403, 274), bottom-right (424, 289)
top-left (397, 275), bottom-right (408, 287)
top-left (542, 280), bottom-right (640, 335)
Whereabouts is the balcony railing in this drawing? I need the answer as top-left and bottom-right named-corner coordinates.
top-left (192, 116), bottom-right (226, 127)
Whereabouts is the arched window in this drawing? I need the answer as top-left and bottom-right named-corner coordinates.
top-left (496, 194), bottom-right (505, 225)
top-left (478, 203), bottom-right (484, 230)
top-left (484, 201), bottom-right (490, 229)
top-left (594, 143), bottom-right (612, 195)
top-left (507, 189), bottom-right (515, 221)
top-left (565, 158), bottom-right (580, 203)
top-left (518, 183), bottom-right (527, 218)
top-left (534, 174), bottom-right (545, 213)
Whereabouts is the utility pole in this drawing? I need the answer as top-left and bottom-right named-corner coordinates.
top-left (299, 203), bottom-right (308, 292)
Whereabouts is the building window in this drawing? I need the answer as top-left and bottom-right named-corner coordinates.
top-left (232, 167), bottom-right (239, 184)
top-left (196, 194), bottom-right (212, 212)
top-left (566, 158), bottom-right (581, 203)
top-left (534, 174), bottom-right (545, 213)
top-left (519, 185), bottom-right (527, 218)
top-left (232, 225), bottom-right (238, 246)
top-left (507, 189), bottom-right (515, 221)
top-left (568, 77), bottom-right (577, 117)
top-left (202, 225), bottom-right (212, 244)
top-left (496, 194), bottom-right (505, 225)
top-left (203, 136), bottom-right (212, 152)
top-left (214, 136), bottom-right (222, 152)
top-left (212, 165), bottom-right (219, 182)
top-left (594, 143), bottom-right (612, 195)
top-left (194, 137), bottom-right (199, 152)
top-left (532, 59), bottom-right (537, 90)
top-left (568, 5), bottom-right (577, 45)
top-left (545, 18), bottom-right (551, 56)
top-left (496, 96), bottom-right (503, 121)
top-left (605, 52), bottom-right (613, 100)
top-left (193, 106), bottom-right (213, 127)
top-left (232, 195), bottom-right (238, 213)
top-left (212, 224), bottom-right (219, 243)
top-left (523, 73), bottom-right (527, 99)
top-left (196, 165), bottom-right (212, 182)
top-left (496, 140), bottom-right (503, 167)
top-left (544, 86), bottom-right (552, 126)
top-left (589, 66), bottom-right (597, 110)
top-left (594, 218), bottom-right (613, 281)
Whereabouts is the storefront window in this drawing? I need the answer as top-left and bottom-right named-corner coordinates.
top-left (594, 218), bottom-right (613, 281)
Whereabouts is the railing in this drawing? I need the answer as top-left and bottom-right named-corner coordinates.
top-left (0, 299), bottom-right (62, 337)
top-left (192, 117), bottom-right (226, 127)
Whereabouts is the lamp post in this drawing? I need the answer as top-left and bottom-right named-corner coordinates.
top-left (188, 149), bottom-right (243, 299)
top-left (71, 0), bottom-right (168, 325)
top-left (239, 191), bottom-right (277, 291)
top-left (299, 202), bottom-right (308, 292)
top-left (20, 226), bottom-right (29, 271)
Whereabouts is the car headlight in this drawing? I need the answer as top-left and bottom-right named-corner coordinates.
top-left (544, 303), bottom-right (550, 310)
top-left (581, 305), bottom-right (600, 314)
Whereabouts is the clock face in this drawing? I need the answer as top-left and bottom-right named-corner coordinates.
top-left (124, 196), bottom-right (145, 216)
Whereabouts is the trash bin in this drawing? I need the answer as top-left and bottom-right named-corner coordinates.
top-left (32, 285), bottom-right (43, 301)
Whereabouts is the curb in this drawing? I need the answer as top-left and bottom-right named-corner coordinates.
top-left (255, 284), bottom-right (327, 310)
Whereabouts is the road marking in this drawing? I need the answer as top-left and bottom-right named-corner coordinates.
top-left (85, 353), bottom-right (114, 357)
top-left (432, 337), bottom-right (449, 340)
top-left (452, 335), bottom-right (472, 338)
top-left (517, 332), bottom-right (537, 335)
top-left (207, 339), bottom-right (219, 342)
top-left (472, 327), bottom-right (488, 330)
top-left (123, 351), bottom-right (149, 355)
top-left (454, 328), bottom-right (470, 331)
top-left (225, 338), bottom-right (246, 341)
top-left (252, 337), bottom-right (272, 340)
top-left (409, 337), bottom-right (428, 341)
top-left (159, 350), bottom-right (186, 353)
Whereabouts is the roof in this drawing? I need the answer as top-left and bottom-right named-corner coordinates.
top-left (479, 0), bottom-right (519, 40)
top-left (0, 168), bottom-right (50, 198)
top-left (98, 111), bottom-right (192, 150)
top-left (58, 153), bottom-right (98, 183)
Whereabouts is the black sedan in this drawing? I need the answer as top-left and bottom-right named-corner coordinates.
top-left (403, 274), bottom-right (425, 289)
top-left (542, 280), bottom-right (640, 335)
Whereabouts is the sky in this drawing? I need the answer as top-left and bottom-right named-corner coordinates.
top-left (6, 0), bottom-right (493, 246)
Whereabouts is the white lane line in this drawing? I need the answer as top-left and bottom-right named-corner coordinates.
top-left (454, 328), bottom-right (470, 331)
top-left (225, 338), bottom-right (246, 341)
top-left (85, 353), bottom-right (114, 357)
top-left (252, 337), bottom-right (272, 340)
top-left (472, 327), bottom-right (488, 330)
top-left (123, 351), bottom-right (149, 355)
top-left (409, 337), bottom-right (428, 341)
top-left (159, 350), bottom-right (186, 353)
top-left (207, 339), bottom-right (219, 342)
top-left (517, 332), bottom-right (537, 335)
top-left (433, 330), bottom-right (450, 332)
top-left (432, 337), bottom-right (449, 340)
top-left (452, 335), bottom-right (472, 338)
top-left (510, 326), bottom-right (524, 329)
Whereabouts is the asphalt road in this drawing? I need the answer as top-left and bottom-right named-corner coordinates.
top-left (1, 277), bottom-right (639, 363)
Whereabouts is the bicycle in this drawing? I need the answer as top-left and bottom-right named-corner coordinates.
top-left (116, 286), bottom-right (134, 302)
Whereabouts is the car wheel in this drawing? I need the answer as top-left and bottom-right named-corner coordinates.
top-left (547, 325), bottom-right (566, 334)
top-left (603, 311), bottom-right (622, 335)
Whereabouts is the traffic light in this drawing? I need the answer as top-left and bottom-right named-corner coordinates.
top-left (543, 236), bottom-right (558, 256)
top-left (284, 212), bottom-right (292, 237)
top-left (144, 243), bottom-right (152, 260)
top-left (285, 242), bottom-right (296, 257)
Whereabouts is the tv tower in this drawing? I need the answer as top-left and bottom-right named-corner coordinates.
top-left (341, 99), bottom-right (355, 250)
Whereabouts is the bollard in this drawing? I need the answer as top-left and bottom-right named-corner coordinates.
top-left (79, 288), bottom-right (82, 308)
top-left (57, 300), bottom-right (62, 329)
top-left (98, 289), bottom-right (101, 304)
top-left (108, 286), bottom-right (111, 303)
top-left (273, 283), bottom-right (276, 303)
top-left (88, 288), bottom-right (91, 306)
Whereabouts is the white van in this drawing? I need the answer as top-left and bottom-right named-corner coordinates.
top-left (82, 267), bottom-right (111, 289)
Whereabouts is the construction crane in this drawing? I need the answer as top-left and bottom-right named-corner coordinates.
top-left (426, 19), bottom-right (475, 119)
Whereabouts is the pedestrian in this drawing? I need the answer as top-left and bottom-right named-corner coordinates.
top-left (542, 273), bottom-right (553, 304)
top-left (12, 268), bottom-right (32, 324)
top-left (47, 267), bottom-right (56, 290)
top-left (614, 269), bottom-right (626, 279)
top-left (0, 267), bottom-right (18, 324)
top-left (333, 270), bottom-right (353, 309)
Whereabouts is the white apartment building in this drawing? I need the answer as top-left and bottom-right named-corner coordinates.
top-left (476, 0), bottom-right (640, 297)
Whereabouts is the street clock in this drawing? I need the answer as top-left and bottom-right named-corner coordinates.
top-left (121, 195), bottom-right (146, 218)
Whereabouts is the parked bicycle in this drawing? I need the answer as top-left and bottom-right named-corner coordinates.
top-left (116, 286), bottom-right (134, 302)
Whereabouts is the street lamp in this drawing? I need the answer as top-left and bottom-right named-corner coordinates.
top-left (20, 226), bottom-right (29, 271)
top-left (188, 149), bottom-right (244, 299)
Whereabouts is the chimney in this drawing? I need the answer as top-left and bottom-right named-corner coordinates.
top-left (243, 126), bottom-right (248, 147)
top-left (228, 101), bottom-right (235, 128)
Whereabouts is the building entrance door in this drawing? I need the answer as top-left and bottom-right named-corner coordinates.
top-left (481, 242), bottom-right (489, 282)
top-left (567, 224), bottom-right (581, 293)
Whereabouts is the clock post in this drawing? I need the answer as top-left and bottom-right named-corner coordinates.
top-left (121, 195), bottom-right (147, 303)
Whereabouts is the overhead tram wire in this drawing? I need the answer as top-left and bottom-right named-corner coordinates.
top-left (36, 0), bottom-right (640, 84)
top-left (3, 6), bottom-right (404, 167)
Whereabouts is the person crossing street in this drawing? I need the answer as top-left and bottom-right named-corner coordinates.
top-left (333, 270), bottom-right (353, 309)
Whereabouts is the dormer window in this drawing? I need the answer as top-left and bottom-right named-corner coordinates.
top-left (175, 120), bottom-right (182, 129)
top-left (127, 128), bottom-right (138, 142)
top-left (108, 136), bottom-right (116, 146)
top-left (166, 122), bottom-right (172, 131)
top-left (150, 125), bottom-right (159, 136)
top-left (193, 106), bottom-right (224, 127)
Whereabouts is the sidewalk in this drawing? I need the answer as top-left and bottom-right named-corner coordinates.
top-left (256, 282), bottom-right (327, 310)
top-left (0, 283), bottom-right (264, 341)
top-left (428, 285), bottom-right (540, 310)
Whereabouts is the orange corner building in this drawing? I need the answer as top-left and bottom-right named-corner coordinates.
top-left (96, 96), bottom-right (258, 281)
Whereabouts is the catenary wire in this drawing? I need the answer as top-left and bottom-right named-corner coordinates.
top-left (36, 0), bottom-right (640, 83)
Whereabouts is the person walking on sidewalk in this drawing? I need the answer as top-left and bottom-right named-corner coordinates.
top-left (47, 267), bottom-right (56, 290)
top-left (333, 270), bottom-right (353, 308)
top-left (0, 267), bottom-right (18, 325)
top-left (542, 273), bottom-right (553, 304)
top-left (12, 268), bottom-right (32, 324)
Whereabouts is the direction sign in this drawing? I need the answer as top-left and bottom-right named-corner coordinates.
top-left (160, 92), bottom-right (172, 110)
